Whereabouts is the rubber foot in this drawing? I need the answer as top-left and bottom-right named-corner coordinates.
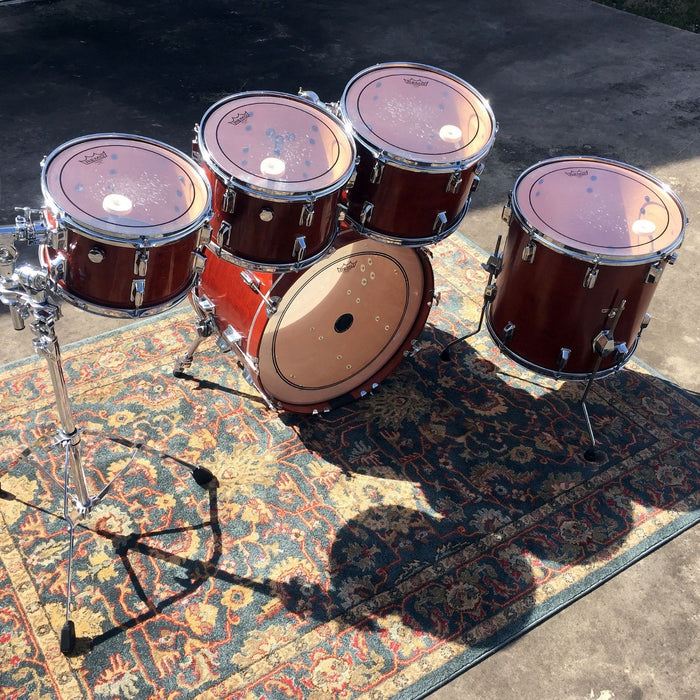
top-left (60, 620), bottom-right (76, 654)
top-left (584, 447), bottom-right (604, 462)
top-left (192, 467), bottom-right (214, 487)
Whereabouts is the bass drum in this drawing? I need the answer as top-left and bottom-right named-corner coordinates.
top-left (195, 230), bottom-right (435, 413)
top-left (488, 156), bottom-right (686, 379)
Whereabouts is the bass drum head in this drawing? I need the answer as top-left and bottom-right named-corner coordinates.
top-left (257, 237), bottom-right (433, 412)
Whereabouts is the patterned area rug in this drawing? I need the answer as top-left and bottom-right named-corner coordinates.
top-left (1, 234), bottom-right (698, 699)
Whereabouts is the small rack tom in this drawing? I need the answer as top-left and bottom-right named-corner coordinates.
top-left (197, 91), bottom-right (356, 272)
top-left (340, 62), bottom-right (497, 246)
top-left (40, 133), bottom-right (212, 318)
top-left (488, 156), bottom-right (687, 379)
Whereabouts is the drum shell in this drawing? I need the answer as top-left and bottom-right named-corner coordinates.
top-left (41, 229), bottom-right (201, 315)
top-left (488, 216), bottom-right (670, 377)
top-left (204, 164), bottom-right (343, 269)
top-left (196, 229), bottom-right (434, 412)
top-left (346, 140), bottom-right (478, 243)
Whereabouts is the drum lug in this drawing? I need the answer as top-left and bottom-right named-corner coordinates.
top-left (191, 251), bottom-right (206, 274)
top-left (502, 321), bottom-right (516, 343)
top-left (433, 211), bottom-right (448, 235)
top-left (446, 170), bottom-right (463, 194)
top-left (501, 199), bottom-right (513, 224)
top-left (130, 279), bottom-right (145, 309)
top-left (557, 347), bottom-right (571, 374)
top-left (359, 201), bottom-right (374, 229)
top-left (293, 236), bottom-right (307, 263)
top-left (218, 221), bottom-right (232, 248)
top-left (521, 239), bottom-right (537, 264)
top-left (469, 174), bottom-right (481, 195)
top-left (299, 200), bottom-right (315, 227)
top-left (197, 222), bottom-right (212, 248)
top-left (370, 159), bottom-right (385, 184)
top-left (222, 184), bottom-right (237, 214)
top-left (645, 261), bottom-right (660, 284)
top-left (134, 249), bottom-right (149, 277)
top-left (583, 260), bottom-right (599, 289)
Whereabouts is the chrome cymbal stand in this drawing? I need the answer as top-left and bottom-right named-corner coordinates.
top-left (1, 220), bottom-right (214, 654)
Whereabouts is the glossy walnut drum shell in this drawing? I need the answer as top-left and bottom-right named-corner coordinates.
top-left (487, 156), bottom-right (686, 379)
top-left (195, 229), bottom-right (435, 412)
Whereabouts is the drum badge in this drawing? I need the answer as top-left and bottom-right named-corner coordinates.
top-left (229, 111), bottom-right (251, 126)
top-left (78, 151), bottom-right (108, 166)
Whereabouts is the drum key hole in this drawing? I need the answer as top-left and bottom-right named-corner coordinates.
top-left (334, 313), bottom-right (354, 333)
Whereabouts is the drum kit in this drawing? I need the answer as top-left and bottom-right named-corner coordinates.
top-left (0, 62), bottom-right (688, 653)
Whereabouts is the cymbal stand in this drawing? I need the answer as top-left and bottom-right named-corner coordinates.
top-left (1, 227), bottom-right (213, 653)
top-left (440, 234), bottom-right (502, 360)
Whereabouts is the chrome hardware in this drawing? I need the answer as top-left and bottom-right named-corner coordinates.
top-left (641, 312), bottom-right (651, 330)
top-left (10, 207), bottom-right (51, 246)
top-left (446, 170), bottom-right (462, 194)
top-left (299, 201), bottom-right (315, 227)
top-left (297, 88), bottom-right (321, 104)
top-left (557, 347), bottom-right (571, 373)
top-left (521, 240), bottom-right (537, 264)
top-left (360, 201), bottom-right (374, 228)
top-left (240, 270), bottom-right (279, 314)
top-left (501, 196), bottom-right (513, 223)
top-left (293, 236), bottom-right (307, 263)
top-left (583, 261), bottom-right (599, 289)
top-left (222, 324), bottom-right (244, 346)
top-left (218, 221), bottom-right (232, 248)
top-left (134, 249), bottom-right (149, 277)
top-left (645, 261), bottom-right (663, 284)
top-left (197, 223), bottom-right (212, 248)
top-left (130, 279), bottom-right (145, 308)
top-left (475, 162), bottom-right (486, 176)
top-left (370, 159), bottom-right (385, 184)
top-left (222, 185), bottom-right (237, 214)
top-left (259, 207), bottom-right (274, 222)
top-left (482, 250), bottom-right (503, 277)
top-left (502, 321), bottom-right (516, 343)
top-left (666, 252), bottom-right (678, 265)
top-left (191, 124), bottom-right (202, 163)
top-left (88, 247), bottom-right (105, 264)
top-left (469, 175), bottom-right (481, 195)
top-left (191, 252), bottom-right (206, 274)
top-left (433, 211), bottom-right (448, 235)
top-left (592, 329), bottom-right (615, 357)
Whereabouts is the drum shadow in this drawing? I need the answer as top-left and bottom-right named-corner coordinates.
top-left (272, 323), bottom-right (699, 644)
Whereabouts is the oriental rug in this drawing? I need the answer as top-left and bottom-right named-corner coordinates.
top-left (1, 233), bottom-right (698, 699)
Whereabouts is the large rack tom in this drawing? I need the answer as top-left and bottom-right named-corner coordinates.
top-left (488, 156), bottom-right (686, 379)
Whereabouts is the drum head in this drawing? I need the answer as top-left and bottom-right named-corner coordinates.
top-left (199, 92), bottom-right (356, 196)
top-left (341, 62), bottom-right (496, 168)
top-left (41, 134), bottom-right (211, 241)
top-left (257, 239), bottom-right (430, 407)
top-left (512, 156), bottom-right (686, 261)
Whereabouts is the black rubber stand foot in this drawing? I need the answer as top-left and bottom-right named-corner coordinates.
top-left (173, 370), bottom-right (187, 378)
top-left (440, 348), bottom-right (451, 361)
top-left (584, 447), bottom-right (604, 462)
top-left (60, 620), bottom-right (76, 654)
top-left (192, 466), bottom-right (214, 487)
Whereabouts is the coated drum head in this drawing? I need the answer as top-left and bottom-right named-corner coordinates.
top-left (198, 92), bottom-right (356, 196)
top-left (341, 62), bottom-right (496, 168)
top-left (512, 156), bottom-right (686, 261)
top-left (257, 238), bottom-right (431, 408)
top-left (41, 134), bottom-right (211, 241)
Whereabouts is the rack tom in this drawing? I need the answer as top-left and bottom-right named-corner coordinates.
top-left (340, 62), bottom-right (497, 246)
top-left (39, 134), bottom-right (212, 318)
